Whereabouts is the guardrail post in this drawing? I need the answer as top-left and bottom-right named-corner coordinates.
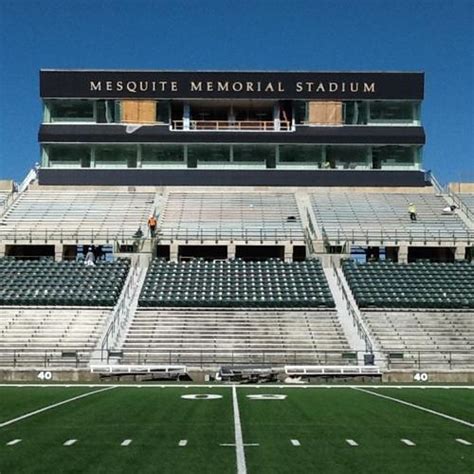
top-left (418, 351), bottom-right (421, 370)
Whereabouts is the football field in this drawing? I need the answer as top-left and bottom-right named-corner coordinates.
top-left (0, 384), bottom-right (472, 474)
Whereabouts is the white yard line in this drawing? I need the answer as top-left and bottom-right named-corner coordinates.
top-left (121, 439), bottom-right (132, 446)
top-left (401, 439), bottom-right (416, 446)
top-left (455, 438), bottom-right (472, 446)
top-left (0, 386), bottom-right (116, 429)
top-left (232, 385), bottom-right (247, 474)
top-left (346, 439), bottom-right (358, 446)
top-left (353, 387), bottom-right (474, 428)
top-left (63, 439), bottom-right (77, 446)
top-left (0, 384), bottom-right (472, 389)
top-left (290, 439), bottom-right (301, 446)
top-left (6, 439), bottom-right (22, 446)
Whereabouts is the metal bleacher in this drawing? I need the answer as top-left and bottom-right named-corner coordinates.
top-left (310, 192), bottom-right (473, 245)
top-left (0, 188), bottom-right (156, 242)
top-left (158, 192), bottom-right (305, 242)
top-left (361, 310), bottom-right (474, 369)
top-left (0, 307), bottom-right (111, 367)
top-left (120, 308), bottom-right (352, 366)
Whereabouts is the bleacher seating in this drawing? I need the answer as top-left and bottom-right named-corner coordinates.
top-left (0, 189), bottom-right (156, 240)
top-left (459, 193), bottom-right (474, 215)
top-left (0, 191), bottom-right (11, 209)
top-left (342, 260), bottom-right (474, 309)
top-left (139, 258), bottom-right (334, 308)
top-left (158, 192), bottom-right (304, 241)
top-left (120, 308), bottom-right (351, 365)
top-left (310, 192), bottom-right (472, 243)
top-left (0, 307), bottom-right (110, 367)
top-left (361, 310), bottom-right (473, 368)
top-left (0, 258), bottom-right (130, 306)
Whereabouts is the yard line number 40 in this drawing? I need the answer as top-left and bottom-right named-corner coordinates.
top-left (37, 371), bottom-right (52, 381)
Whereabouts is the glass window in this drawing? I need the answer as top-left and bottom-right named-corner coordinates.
top-left (326, 146), bottom-right (369, 169)
top-left (187, 145), bottom-right (231, 165)
top-left (344, 101), bottom-right (368, 125)
top-left (94, 145), bottom-right (137, 168)
top-left (278, 145), bottom-right (322, 164)
top-left (49, 100), bottom-right (94, 122)
top-left (372, 146), bottom-right (417, 169)
top-left (369, 101), bottom-right (415, 122)
top-left (232, 145), bottom-right (274, 163)
top-left (294, 101), bottom-right (307, 124)
top-left (96, 100), bottom-right (117, 123)
top-left (141, 144), bottom-right (184, 166)
top-left (47, 145), bottom-right (91, 168)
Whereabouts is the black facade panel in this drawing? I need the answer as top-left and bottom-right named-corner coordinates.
top-left (38, 169), bottom-right (428, 187)
top-left (40, 70), bottom-right (424, 100)
top-left (39, 125), bottom-right (426, 145)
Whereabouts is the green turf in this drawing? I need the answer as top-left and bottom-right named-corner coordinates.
top-left (0, 386), bottom-right (97, 422)
top-left (0, 386), bottom-right (473, 474)
top-left (375, 388), bottom-right (474, 423)
top-left (239, 387), bottom-right (474, 474)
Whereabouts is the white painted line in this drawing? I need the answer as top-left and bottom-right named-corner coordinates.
top-left (220, 443), bottom-right (260, 447)
top-left (353, 387), bottom-right (474, 428)
top-left (291, 439), bottom-right (301, 446)
top-left (0, 384), bottom-right (473, 389)
top-left (232, 385), bottom-right (247, 474)
top-left (346, 439), bottom-right (358, 446)
top-left (401, 439), bottom-right (415, 446)
top-left (0, 386), bottom-right (116, 428)
top-left (456, 438), bottom-right (472, 446)
top-left (6, 439), bottom-right (22, 446)
top-left (63, 439), bottom-right (77, 446)
top-left (121, 439), bottom-right (132, 446)
top-left (179, 439), bottom-right (187, 447)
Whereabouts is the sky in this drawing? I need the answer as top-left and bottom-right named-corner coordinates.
top-left (0, 0), bottom-right (472, 184)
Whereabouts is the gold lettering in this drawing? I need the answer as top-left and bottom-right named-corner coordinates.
top-left (206, 81), bottom-right (214, 91)
top-left (329, 82), bottom-right (338, 92)
top-left (295, 82), bottom-right (303, 92)
top-left (264, 82), bottom-right (274, 92)
top-left (170, 81), bottom-right (178, 91)
top-left (246, 82), bottom-right (254, 92)
top-left (105, 81), bottom-right (113, 91)
top-left (364, 82), bottom-right (375, 93)
top-left (126, 81), bottom-right (137, 93)
top-left (232, 82), bottom-right (243, 92)
top-left (190, 81), bottom-right (202, 92)
top-left (315, 83), bottom-right (325, 92)
top-left (90, 81), bottom-right (102, 91)
top-left (217, 81), bottom-right (229, 91)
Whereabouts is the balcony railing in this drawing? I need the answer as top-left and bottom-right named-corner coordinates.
top-left (172, 120), bottom-right (291, 131)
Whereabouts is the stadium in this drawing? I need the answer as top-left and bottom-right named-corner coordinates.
top-left (0, 69), bottom-right (473, 473)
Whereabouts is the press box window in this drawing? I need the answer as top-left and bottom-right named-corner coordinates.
top-left (48, 100), bottom-right (94, 122)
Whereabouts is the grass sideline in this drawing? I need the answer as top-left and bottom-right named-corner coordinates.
top-left (0, 386), bottom-right (472, 473)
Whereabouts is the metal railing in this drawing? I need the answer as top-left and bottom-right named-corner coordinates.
top-left (156, 227), bottom-right (303, 243)
top-left (100, 258), bottom-right (142, 360)
top-left (322, 227), bottom-right (473, 246)
top-left (449, 189), bottom-right (474, 223)
top-left (0, 349), bottom-right (472, 370)
top-left (172, 120), bottom-right (292, 131)
top-left (331, 259), bottom-right (373, 353)
top-left (0, 229), bottom-right (147, 244)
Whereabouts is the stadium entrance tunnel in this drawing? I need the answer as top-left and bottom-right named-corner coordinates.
top-left (235, 245), bottom-right (284, 261)
top-left (156, 245), bottom-right (170, 260)
top-left (5, 245), bottom-right (55, 260)
top-left (408, 246), bottom-right (455, 263)
top-left (178, 245), bottom-right (227, 260)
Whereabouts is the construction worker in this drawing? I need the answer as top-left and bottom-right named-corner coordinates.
top-left (147, 214), bottom-right (157, 237)
top-left (408, 202), bottom-right (417, 222)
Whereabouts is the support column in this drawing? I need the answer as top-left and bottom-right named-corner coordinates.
top-left (284, 244), bottom-right (293, 262)
top-left (170, 243), bottom-right (179, 262)
top-left (455, 245), bottom-right (466, 261)
top-left (54, 244), bottom-right (63, 262)
top-left (273, 102), bottom-right (280, 131)
top-left (0, 243), bottom-right (5, 257)
top-left (227, 244), bottom-right (236, 260)
top-left (183, 103), bottom-right (190, 130)
top-left (398, 245), bottom-right (408, 264)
